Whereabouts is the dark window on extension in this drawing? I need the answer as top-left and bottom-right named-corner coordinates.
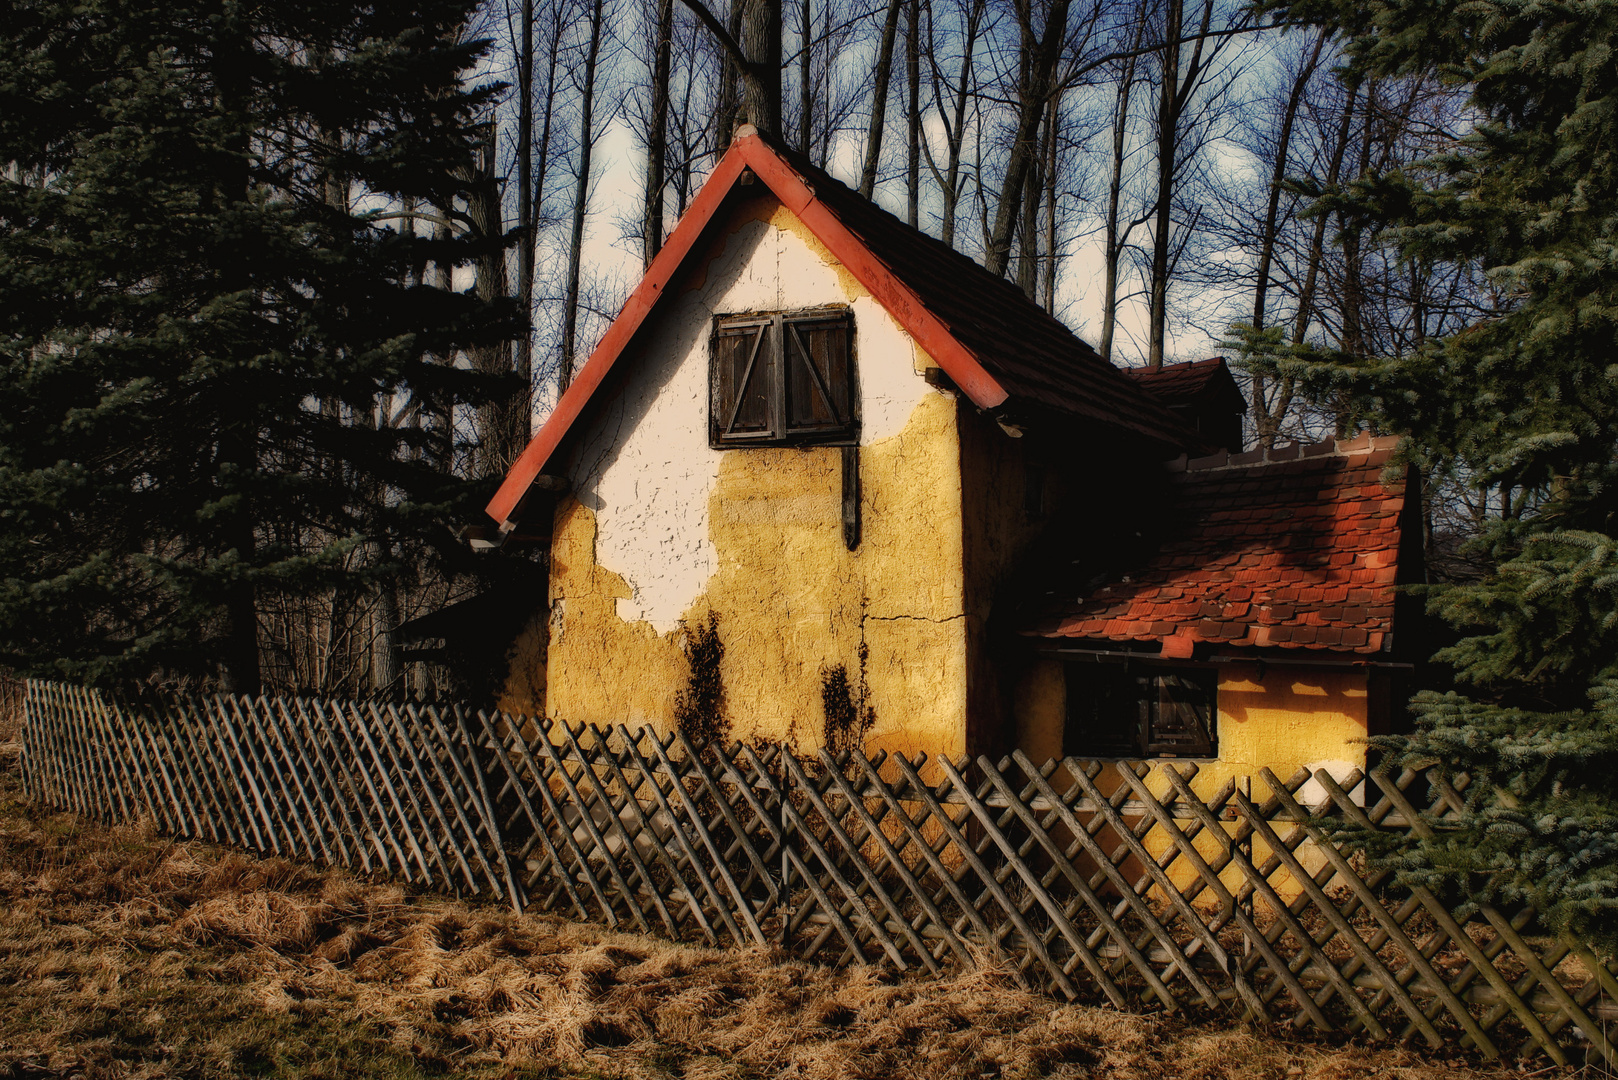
top-left (711, 309), bottom-right (855, 447)
top-left (1064, 664), bottom-right (1217, 758)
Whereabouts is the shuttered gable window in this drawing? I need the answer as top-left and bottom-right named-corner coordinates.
top-left (711, 309), bottom-right (855, 446)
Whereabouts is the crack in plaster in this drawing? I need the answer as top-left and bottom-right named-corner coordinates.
top-left (863, 613), bottom-right (967, 623)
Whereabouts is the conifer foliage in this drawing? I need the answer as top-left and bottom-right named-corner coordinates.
top-left (0, 0), bottom-right (515, 691)
top-left (1283, 0), bottom-right (1618, 951)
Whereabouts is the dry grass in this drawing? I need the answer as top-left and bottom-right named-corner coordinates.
top-left (0, 734), bottom-right (1557, 1079)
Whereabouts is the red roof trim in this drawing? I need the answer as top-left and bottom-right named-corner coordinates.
top-left (741, 140), bottom-right (1011, 410)
top-left (486, 145), bottom-right (747, 527)
top-left (486, 130), bottom-right (1011, 529)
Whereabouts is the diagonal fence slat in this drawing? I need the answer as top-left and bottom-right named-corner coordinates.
top-left (18, 679), bottom-right (1616, 1069)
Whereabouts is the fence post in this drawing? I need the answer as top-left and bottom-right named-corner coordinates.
top-left (778, 748), bottom-right (791, 948)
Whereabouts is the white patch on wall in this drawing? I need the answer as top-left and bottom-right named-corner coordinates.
top-left (1296, 759), bottom-right (1365, 809)
top-left (564, 211), bottom-right (934, 633)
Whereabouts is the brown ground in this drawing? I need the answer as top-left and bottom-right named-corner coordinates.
top-left (0, 719), bottom-right (1562, 1079)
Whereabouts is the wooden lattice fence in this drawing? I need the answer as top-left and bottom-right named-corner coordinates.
top-left (18, 680), bottom-right (1618, 1067)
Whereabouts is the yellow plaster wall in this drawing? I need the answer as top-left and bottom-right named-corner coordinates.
top-left (1213, 663), bottom-right (1369, 787)
top-left (1012, 658), bottom-right (1369, 783)
top-left (535, 392), bottom-right (968, 756)
top-left (501, 191), bottom-right (972, 760)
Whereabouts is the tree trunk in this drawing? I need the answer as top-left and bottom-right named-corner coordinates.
top-left (215, 28), bottom-right (261, 695)
top-left (645, 0), bottom-right (675, 266)
top-left (1042, 90), bottom-right (1060, 313)
top-left (431, 224), bottom-right (454, 468)
top-left (740, 0), bottom-right (781, 134)
top-left (906, 0), bottom-right (921, 227)
top-left (1252, 30), bottom-right (1326, 331)
top-left (712, 1), bottom-right (745, 153)
top-left (1017, 105), bottom-right (1043, 298)
top-left (1249, 30), bottom-right (1326, 448)
top-left (515, 0), bottom-right (535, 428)
top-left (1099, 12), bottom-right (1145, 363)
top-left (561, 0), bottom-right (605, 390)
top-left (470, 122), bottom-right (514, 474)
top-left (1339, 81), bottom-right (1375, 364)
top-left (934, 0), bottom-right (986, 247)
top-left (983, 0), bottom-right (1070, 278)
top-left (1146, 0), bottom-right (1217, 369)
top-left (1146, 0), bottom-right (1183, 371)
top-left (1292, 75), bottom-right (1359, 347)
top-left (800, 0), bottom-right (813, 154)
top-left (859, 0), bottom-right (905, 200)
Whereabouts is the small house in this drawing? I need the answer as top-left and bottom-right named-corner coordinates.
top-left (482, 127), bottom-right (1421, 787)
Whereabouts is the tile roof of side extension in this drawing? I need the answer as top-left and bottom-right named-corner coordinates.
top-left (1023, 434), bottom-right (1410, 656)
top-left (1122, 357), bottom-right (1247, 410)
top-left (486, 127), bottom-right (1197, 529)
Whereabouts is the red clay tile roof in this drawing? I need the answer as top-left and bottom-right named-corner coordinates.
top-left (1023, 434), bottom-right (1411, 655)
top-left (487, 128), bottom-right (1199, 529)
top-left (1122, 357), bottom-right (1247, 411)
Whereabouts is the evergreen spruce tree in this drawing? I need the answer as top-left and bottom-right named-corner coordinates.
top-left (1277, 0), bottom-right (1618, 951)
top-left (0, 0), bottom-right (516, 692)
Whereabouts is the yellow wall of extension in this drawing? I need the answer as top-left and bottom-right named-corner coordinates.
top-left (1013, 658), bottom-right (1370, 786)
top-left (499, 192), bottom-right (973, 761)
top-left (1012, 658), bottom-right (1371, 898)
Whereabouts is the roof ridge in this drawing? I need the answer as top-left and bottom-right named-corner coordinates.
top-left (1166, 432), bottom-right (1401, 474)
top-left (1121, 356), bottom-right (1226, 375)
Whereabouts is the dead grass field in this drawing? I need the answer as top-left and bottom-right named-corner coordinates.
top-left (0, 714), bottom-right (1561, 1080)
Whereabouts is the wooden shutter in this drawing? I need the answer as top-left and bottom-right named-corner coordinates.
top-left (783, 311), bottom-right (853, 437)
top-left (1143, 670), bottom-right (1216, 756)
top-left (712, 309), bottom-right (855, 447)
top-left (711, 318), bottom-right (774, 442)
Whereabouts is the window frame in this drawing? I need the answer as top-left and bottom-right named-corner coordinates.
top-left (1062, 661), bottom-right (1219, 759)
top-left (709, 307), bottom-right (858, 448)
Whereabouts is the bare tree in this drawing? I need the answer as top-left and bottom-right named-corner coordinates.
top-left (1145, 0), bottom-right (1232, 369)
top-left (983, 0), bottom-right (1072, 279)
top-left (560, 0), bottom-right (607, 388)
top-left (1097, 9), bottom-right (1146, 362)
top-left (919, 0), bottom-right (988, 246)
top-left (644, 0), bottom-right (676, 265)
top-left (1241, 28), bottom-right (1328, 447)
top-left (859, 0), bottom-right (905, 199)
top-left (905, 0), bottom-right (922, 226)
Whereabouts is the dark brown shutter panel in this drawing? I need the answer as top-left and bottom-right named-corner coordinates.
top-left (783, 312), bottom-right (852, 435)
top-left (1143, 671), bottom-right (1216, 756)
top-left (712, 320), bottom-right (773, 440)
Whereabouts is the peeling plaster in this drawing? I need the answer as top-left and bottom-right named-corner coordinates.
top-left (566, 195), bottom-right (936, 632)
